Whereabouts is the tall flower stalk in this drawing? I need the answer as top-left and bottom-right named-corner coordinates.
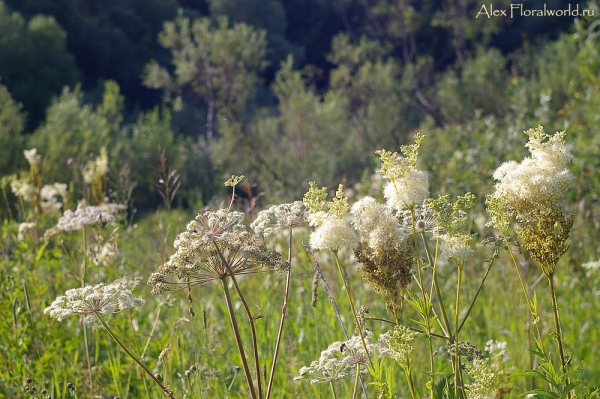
top-left (488, 126), bottom-right (574, 391)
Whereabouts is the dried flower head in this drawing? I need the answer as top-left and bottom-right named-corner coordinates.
top-left (354, 246), bottom-right (412, 316)
top-left (149, 209), bottom-right (289, 295)
top-left (251, 201), bottom-right (307, 237)
top-left (44, 281), bottom-right (144, 327)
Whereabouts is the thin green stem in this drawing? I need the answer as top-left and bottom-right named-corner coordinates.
top-left (333, 251), bottom-right (373, 368)
top-left (457, 251), bottom-right (497, 334)
top-left (265, 226), bottom-right (294, 399)
top-left (503, 236), bottom-right (545, 352)
top-left (220, 278), bottom-right (258, 399)
top-left (454, 262), bottom-right (463, 399)
top-left (95, 313), bottom-right (174, 398)
top-left (410, 209), bottom-right (435, 397)
top-left (548, 275), bottom-right (568, 375)
top-left (330, 381), bottom-right (338, 399)
top-left (352, 364), bottom-right (360, 399)
top-left (212, 242), bottom-right (262, 399)
top-left (420, 231), bottom-right (452, 337)
top-left (403, 363), bottom-right (417, 399)
top-left (81, 226), bottom-right (87, 287)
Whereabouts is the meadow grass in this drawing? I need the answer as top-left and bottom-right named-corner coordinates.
top-left (2, 127), bottom-right (600, 399)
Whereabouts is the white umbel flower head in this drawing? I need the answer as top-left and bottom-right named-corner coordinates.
top-left (44, 281), bottom-right (144, 327)
top-left (251, 201), bottom-right (306, 236)
top-left (295, 331), bottom-right (391, 384)
top-left (56, 204), bottom-right (117, 231)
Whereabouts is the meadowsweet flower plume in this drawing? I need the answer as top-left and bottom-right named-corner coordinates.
top-left (304, 183), bottom-right (358, 252)
top-left (44, 281), bottom-right (144, 327)
top-left (489, 126), bottom-right (574, 277)
top-left (377, 133), bottom-right (429, 212)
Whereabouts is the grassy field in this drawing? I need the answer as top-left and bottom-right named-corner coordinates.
top-left (1, 127), bottom-right (599, 399)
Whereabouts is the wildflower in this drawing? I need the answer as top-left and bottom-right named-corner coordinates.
top-left (380, 325), bottom-right (417, 366)
top-left (17, 222), bottom-right (37, 241)
top-left (582, 260), bottom-right (600, 271)
top-left (309, 216), bottom-right (358, 252)
top-left (40, 184), bottom-right (66, 214)
top-left (148, 209), bottom-right (289, 295)
top-left (377, 133), bottom-right (429, 211)
top-left (44, 281), bottom-right (144, 327)
top-left (10, 177), bottom-right (35, 201)
top-left (465, 358), bottom-right (495, 399)
top-left (436, 233), bottom-right (474, 266)
top-left (89, 241), bottom-right (117, 266)
top-left (295, 331), bottom-right (390, 384)
top-left (491, 126), bottom-right (573, 216)
top-left (354, 246), bottom-right (412, 316)
top-left (351, 197), bottom-right (406, 253)
top-left (24, 148), bottom-right (41, 166)
top-left (82, 147), bottom-right (109, 184)
top-left (251, 201), bottom-right (307, 237)
top-left (485, 340), bottom-right (509, 362)
top-left (304, 183), bottom-right (358, 252)
top-left (55, 204), bottom-right (117, 231)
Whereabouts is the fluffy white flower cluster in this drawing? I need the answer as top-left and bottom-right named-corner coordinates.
top-left (582, 260), bottom-right (600, 271)
top-left (44, 281), bottom-right (144, 327)
top-left (295, 331), bottom-right (391, 384)
top-left (485, 339), bottom-right (509, 362)
top-left (492, 126), bottom-right (573, 214)
top-left (89, 241), bottom-right (117, 266)
top-left (40, 183), bottom-right (68, 214)
top-left (251, 201), bottom-right (306, 236)
top-left (24, 148), bottom-right (41, 166)
top-left (309, 217), bottom-right (358, 252)
top-left (82, 148), bottom-right (109, 184)
top-left (351, 196), bottom-right (406, 252)
top-left (56, 204), bottom-right (117, 231)
top-left (17, 222), bottom-right (37, 241)
top-left (10, 177), bottom-right (35, 201)
top-left (305, 184), bottom-right (358, 252)
top-left (384, 169), bottom-right (430, 212)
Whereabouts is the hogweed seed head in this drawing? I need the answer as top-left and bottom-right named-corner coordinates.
top-left (44, 281), bottom-right (144, 327)
top-left (149, 209), bottom-right (289, 294)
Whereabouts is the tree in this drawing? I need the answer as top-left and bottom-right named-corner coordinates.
top-left (0, 2), bottom-right (79, 129)
top-left (143, 14), bottom-right (268, 143)
top-left (0, 82), bottom-right (25, 175)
